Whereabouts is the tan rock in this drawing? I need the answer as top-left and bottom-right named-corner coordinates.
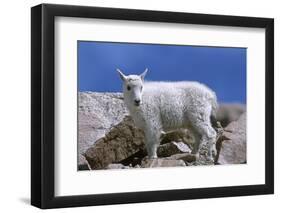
top-left (85, 116), bottom-right (145, 169)
top-left (215, 113), bottom-right (246, 164)
top-left (141, 158), bottom-right (186, 168)
top-left (157, 141), bottom-right (192, 157)
top-left (78, 92), bottom-right (128, 168)
top-left (166, 153), bottom-right (197, 162)
top-left (106, 164), bottom-right (130, 170)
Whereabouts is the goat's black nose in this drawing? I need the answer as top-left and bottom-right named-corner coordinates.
top-left (134, 99), bottom-right (140, 104)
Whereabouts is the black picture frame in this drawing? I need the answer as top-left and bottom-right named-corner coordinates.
top-left (31, 3), bottom-right (274, 209)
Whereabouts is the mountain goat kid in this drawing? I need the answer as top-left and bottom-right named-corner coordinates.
top-left (117, 68), bottom-right (218, 161)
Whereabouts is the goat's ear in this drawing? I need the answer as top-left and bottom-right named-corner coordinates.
top-left (140, 68), bottom-right (148, 81)
top-left (116, 68), bottom-right (127, 81)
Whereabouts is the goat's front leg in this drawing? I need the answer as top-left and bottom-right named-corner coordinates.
top-left (146, 142), bottom-right (158, 159)
top-left (144, 128), bottom-right (161, 159)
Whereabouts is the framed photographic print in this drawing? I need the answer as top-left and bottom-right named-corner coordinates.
top-left (31, 3), bottom-right (274, 209)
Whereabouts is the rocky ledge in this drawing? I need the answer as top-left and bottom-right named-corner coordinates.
top-left (78, 92), bottom-right (128, 169)
top-left (78, 92), bottom-right (246, 170)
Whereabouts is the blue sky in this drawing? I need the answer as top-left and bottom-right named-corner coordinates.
top-left (78, 41), bottom-right (246, 103)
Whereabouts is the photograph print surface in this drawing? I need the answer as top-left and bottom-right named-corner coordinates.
top-left (78, 41), bottom-right (246, 171)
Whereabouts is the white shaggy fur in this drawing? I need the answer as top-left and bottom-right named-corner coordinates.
top-left (117, 69), bottom-right (218, 160)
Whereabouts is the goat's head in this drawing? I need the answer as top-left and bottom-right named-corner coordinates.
top-left (117, 68), bottom-right (148, 107)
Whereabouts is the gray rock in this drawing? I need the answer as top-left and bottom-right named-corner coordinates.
top-left (78, 92), bottom-right (128, 168)
top-left (166, 153), bottom-right (197, 162)
top-left (215, 113), bottom-right (246, 164)
top-left (216, 103), bottom-right (246, 127)
top-left (79, 91), bottom-right (246, 169)
top-left (106, 164), bottom-right (130, 170)
top-left (78, 154), bottom-right (91, 170)
top-left (157, 141), bottom-right (192, 157)
top-left (160, 129), bottom-right (194, 145)
top-left (85, 116), bottom-right (145, 169)
top-left (141, 158), bottom-right (186, 168)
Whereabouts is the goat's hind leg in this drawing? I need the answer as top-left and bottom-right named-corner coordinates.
top-left (203, 119), bottom-right (217, 160)
top-left (189, 127), bottom-right (202, 160)
top-left (189, 114), bottom-right (217, 161)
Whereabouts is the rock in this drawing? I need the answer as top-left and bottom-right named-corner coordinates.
top-left (78, 92), bottom-right (128, 169)
top-left (215, 113), bottom-right (246, 164)
top-left (141, 158), bottom-right (186, 168)
top-left (85, 116), bottom-right (145, 169)
top-left (119, 150), bottom-right (146, 167)
top-left (157, 141), bottom-right (192, 157)
top-left (216, 103), bottom-right (246, 127)
top-left (106, 164), bottom-right (130, 170)
top-left (79, 91), bottom-right (246, 169)
top-left (160, 129), bottom-right (194, 145)
top-left (166, 153), bottom-right (197, 162)
top-left (78, 154), bottom-right (91, 170)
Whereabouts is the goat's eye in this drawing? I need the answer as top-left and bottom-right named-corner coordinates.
top-left (141, 86), bottom-right (143, 91)
top-left (127, 85), bottom-right (131, 91)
